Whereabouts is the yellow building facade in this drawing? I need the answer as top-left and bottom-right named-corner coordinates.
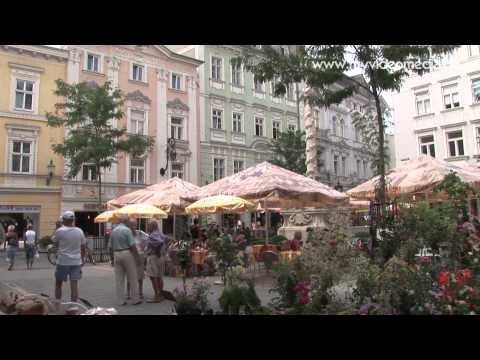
top-left (0, 45), bottom-right (68, 240)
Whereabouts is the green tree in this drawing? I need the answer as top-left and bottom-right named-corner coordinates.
top-left (351, 102), bottom-right (392, 180)
top-left (46, 80), bottom-right (154, 205)
top-left (234, 45), bottom-right (458, 208)
top-left (270, 129), bottom-right (307, 175)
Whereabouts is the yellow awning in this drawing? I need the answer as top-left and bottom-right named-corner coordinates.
top-left (185, 195), bottom-right (256, 215)
top-left (114, 204), bottom-right (168, 219)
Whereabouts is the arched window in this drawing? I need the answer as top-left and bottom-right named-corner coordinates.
top-left (332, 116), bottom-right (337, 135)
top-left (339, 118), bottom-right (345, 137)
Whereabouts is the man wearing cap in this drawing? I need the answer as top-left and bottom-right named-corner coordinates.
top-left (110, 215), bottom-right (142, 305)
top-left (53, 211), bottom-right (86, 303)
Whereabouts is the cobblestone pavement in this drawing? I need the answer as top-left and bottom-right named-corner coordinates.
top-left (0, 250), bottom-right (276, 315)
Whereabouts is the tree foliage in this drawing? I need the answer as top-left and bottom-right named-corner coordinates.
top-left (46, 80), bottom-right (154, 204)
top-left (270, 129), bottom-right (307, 175)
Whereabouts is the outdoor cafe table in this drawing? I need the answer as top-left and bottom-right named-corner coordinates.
top-left (279, 251), bottom-right (301, 262)
top-left (191, 248), bottom-right (209, 265)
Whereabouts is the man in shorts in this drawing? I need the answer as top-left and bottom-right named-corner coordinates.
top-left (53, 211), bottom-right (86, 303)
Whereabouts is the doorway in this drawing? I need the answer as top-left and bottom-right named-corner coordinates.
top-left (74, 211), bottom-right (103, 236)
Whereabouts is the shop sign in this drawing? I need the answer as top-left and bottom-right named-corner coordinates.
top-left (0, 205), bottom-right (41, 213)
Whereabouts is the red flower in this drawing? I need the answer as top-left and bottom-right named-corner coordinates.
top-left (455, 269), bottom-right (473, 284)
top-left (438, 271), bottom-right (449, 286)
top-left (298, 295), bottom-right (310, 305)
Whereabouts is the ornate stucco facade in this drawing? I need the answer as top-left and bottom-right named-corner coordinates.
top-left (62, 45), bottom-right (202, 233)
top-left (168, 45), bottom-right (300, 185)
top-left (0, 45), bottom-right (68, 239)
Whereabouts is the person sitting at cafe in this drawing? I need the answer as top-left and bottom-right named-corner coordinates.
top-left (288, 231), bottom-right (302, 251)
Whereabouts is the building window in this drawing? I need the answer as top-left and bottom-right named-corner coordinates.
top-left (339, 118), bottom-right (345, 137)
top-left (356, 159), bottom-right (361, 177)
top-left (341, 156), bottom-right (346, 176)
top-left (171, 73), bottom-right (181, 90)
top-left (415, 91), bottom-right (431, 115)
top-left (332, 116), bottom-right (337, 136)
top-left (87, 53), bottom-right (100, 72)
top-left (272, 121), bottom-right (280, 139)
top-left (171, 117), bottom-right (183, 140)
top-left (286, 83), bottom-right (295, 101)
top-left (171, 163), bottom-right (184, 179)
top-left (82, 164), bottom-right (97, 181)
top-left (333, 155), bottom-right (339, 176)
top-left (279, 46), bottom-right (289, 56)
top-left (211, 57), bottom-right (222, 82)
top-left (130, 157), bottom-right (145, 184)
top-left (254, 76), bottom-right (264, 93)
top-left (10, 141), bottom-right (32, 173)
top-left (130, 110), bottom-right (146, 135)
top-left (472, 79), bottom-right (480, 104)
top-left (213, 158), bottom-right (225, 181)
top-left (255, 117), bottom-right (264, 137)
top-left (233, 160), bottom-right (244, 174)
top-left (468, 45), bottom-right (480, 57)
top-left (15, 79), bottom-right (34, 111)
top-left (232, 112), bottom-right (242, 133)
top-left (419, 135), bottom-right (436, 158)
top-left (231, 63), bottom-right (241, 87)
top-left (442, 84), bottom-right (460, 109)
top-left (363, 160), bottom-right (368, 177)
top-left (212, 109), bottom-right (223, 129)
top-left (288, 124), bottom-right (296, 131)
top-left (354, 125), bottom-right (361, 142)
top-left (446, 130), bottom-right (465, 157)
top-left (132, 64), bottom-right (144, 82)
top-left (271, 77), bottom-right (279, 97)
top-left (476, 127), bottom-right (480, 153)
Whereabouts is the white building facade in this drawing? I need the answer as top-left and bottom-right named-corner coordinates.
top-left (393, 45), bottom-right (480, 165)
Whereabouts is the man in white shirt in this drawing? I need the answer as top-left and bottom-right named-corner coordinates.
top-left (24, 224), bottom-right (36, 270)
top-left (53, 211), bottom-right (86, 303)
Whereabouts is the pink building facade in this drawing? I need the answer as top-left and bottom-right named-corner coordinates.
top-left (61, 45), bottom-right (201, 234)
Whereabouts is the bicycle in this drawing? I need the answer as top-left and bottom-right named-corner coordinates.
top-left (47, 244), bottom-right (96, 266)
top-left (47, 244), bottom-right (58, 265)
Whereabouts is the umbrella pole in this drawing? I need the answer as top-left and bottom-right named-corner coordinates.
top-left (265, 199), bottom-right (269, 245)
top-left (173, 211), bottom-right (176, 241)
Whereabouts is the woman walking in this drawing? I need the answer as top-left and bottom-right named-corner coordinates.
top-left (5, 225), bottom-right (19, 271)
top-left (24, 224), bottom-right (37, 270)
top-left (145, 221), bottom-right (169, 303)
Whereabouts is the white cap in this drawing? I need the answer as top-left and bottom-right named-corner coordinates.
top-left (62, 211), bottom-right (75, 220)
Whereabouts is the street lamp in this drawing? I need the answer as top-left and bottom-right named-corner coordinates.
top-left (159, 138), bottom-right (176, 177)
top-left (46, 160), bottom-right (55, 185)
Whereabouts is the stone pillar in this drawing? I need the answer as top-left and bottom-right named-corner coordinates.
top-left (156, 68), bottom-right (168, 183)
top-left (187, 75), bottom-right (199, 185)
top-left (66, 48), bottom-right (80, 85)
top-left (105, 56), bottom-right (121, 184)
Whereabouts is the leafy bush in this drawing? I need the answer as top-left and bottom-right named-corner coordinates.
top-left (219, 279), bottom-right (261, 315)
top-left (173, 279), bottom-right (212, 315)
top-left (210, 234), bottom-right (240, 284)
top-left (269, 235), bottom-right (287, 245)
